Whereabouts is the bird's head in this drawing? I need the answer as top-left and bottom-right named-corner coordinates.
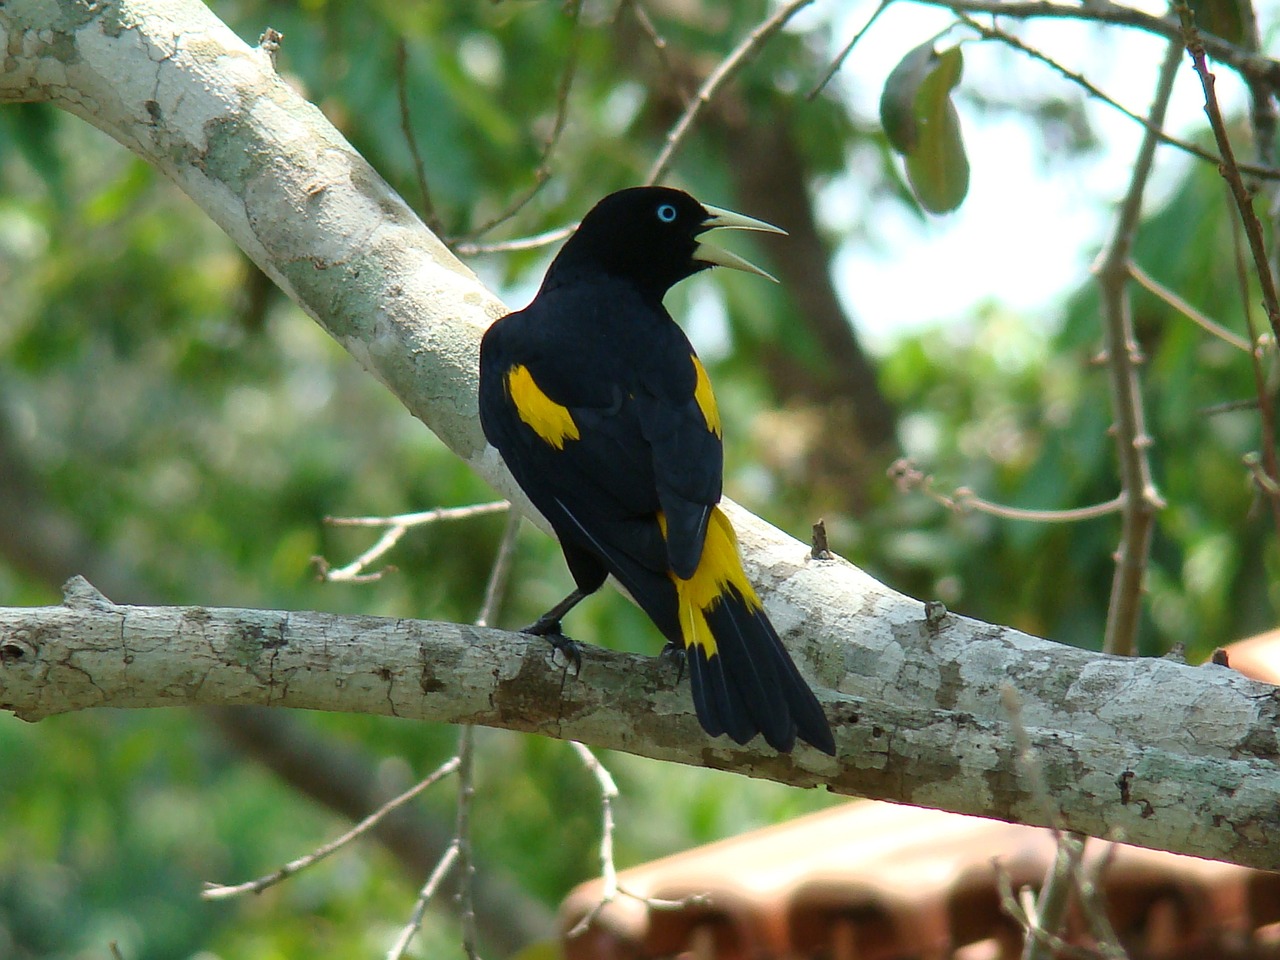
top-left (546, 186), bottom-right (785, 296)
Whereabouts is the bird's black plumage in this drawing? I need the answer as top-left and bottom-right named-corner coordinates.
top-left (478, 186), bottom-right (835, 755)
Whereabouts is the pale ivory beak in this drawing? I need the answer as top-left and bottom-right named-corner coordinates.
top-left (692, 203), bottom-right (787, 282)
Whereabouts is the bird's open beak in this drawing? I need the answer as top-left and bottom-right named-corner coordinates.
top-left (693, 204), bottom-right (787, 283)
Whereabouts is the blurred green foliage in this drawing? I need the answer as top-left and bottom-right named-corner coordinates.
top-left (1, 1), bottom-right (1277, 958)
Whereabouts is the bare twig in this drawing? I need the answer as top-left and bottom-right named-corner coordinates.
top-left (389, 516), bottom-right (518, 958)
top-left (201, 755), bottom-right (462, 900)
top-left (1091, 39), bottom-right (1178, 657)
top-left (889, 459), bottom-right (1125, 523)
top-left (1073, 842), bottom-right (1128, 958)
top-left (1001, 685), bottom-right (1058, 828)
top-left (1021, 832), bottom-right (1086, 960)
top-left (460, 0), bottom-right (814, 255)
top-left (808, 0), bottom-right (892, 100)
top-left (325, 503), bottom-right (509, 528)
top-left (1228, 192), bottom-right (1280, 528)
top-left (996, 863), bottom-right (1114, 960)
top-left (453, 223), bottom-right (576, 257)
top-left (316, 501), bottom-right (509, 582)
top-left (626, 0), bottom-right (692, 103)
top-left (923, 0), bottom-right (1280, 89)
top-left (565, 741), bottom-right (621, 937)
top-left (478, 513), bottom-right (521, 629)
top-left (1129, 259), bottom-right (1252, 352)
top-left (459, 0), bottom-right (584, 244)
top-left (1177, 5), bottom-right (1280, 346)
top-left (1178, 4), bottom-right (1280, 533)
top-left (645, 0), bottom-right (815, 185)
top-left (396, 39), bottom-right (445, 236)
top-left (564, 740), bottom-right (711, 937)
top-left (386, 842), bottom-right (462, 960)
top-left (956, 13), bottom-right (1280, 179)
top-left (454, 724), bottom-right (480, 960)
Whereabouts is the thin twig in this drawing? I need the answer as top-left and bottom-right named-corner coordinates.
top-left (460, 0), bottom-right (584, 243)
top-left (564, 740), bottom-right (711, 937)
top-left (453, 223), bottom-right (576, 257)
top-left (1092, 38), bottom-right (1178, 657)
top-left (314, 524), bottom-right (409, 583)
top-left (889, 459), bottom-right (1125, 523)
top-left (1227, 190), bottom-right (1280, 520)
top-left (924, 0), bottom-right (1280, 89)
top-left (1177, 5), bottom-right (1280, 346)
top-left (1128, 259), bottom-right (1252, 352)
top-left (454, 724), bottom-right (479, 960)
top-left (645, 0), bottom-right (816, 185)
top-left (565, 741), bottom-right (620, 937)
top-left (1073, 842), bottom-right (1128, 958)
top-left (201, 755), bottom-right (462, 900)
top-left (461, 0), bottom-right (814, 255)
top-left (396, 39), bottom-right (445, 236)
top-left (386, 842), bottom-right (462, 960)
top-left (478, 512), bottom-right (521, 629)
top-left (325, 502), bottom-right (509, 527)
top-left (1201, 397), bottom-right (1261, 415)
top-left (626, 0), bottom-right (692, 103)
top-left (808, 0), bottom-right (892, 100)
top-left (995, 863), bottom-right (1113, 960)
top-left (459, 516), bottom-right (520, 958)
top-left (1021, 832), bottom-right (1085, 960)
top-left (1178, 4), bottom-right (1280, 534)
top-left (316, 501), bottom-right (509, 583)
top-left (387, 516), bottom-right (518, 959)
top-left (957, 13), bottom-right (1280, 179)
top-left (1000, 685), bottom-right (1058, 828)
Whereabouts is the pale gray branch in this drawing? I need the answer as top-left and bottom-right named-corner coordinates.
top-left (3, 575), bottom-right (1280, 871)
top-left (2, 0), bottom-right (1279, 875)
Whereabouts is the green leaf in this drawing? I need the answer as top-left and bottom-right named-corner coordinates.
top-left (880, 43), bottom-right (969, 213)
top-left (879, 41), bottom-right (938, 155)
top-left (1186, 0), bottom-right (1248, 44)
top-left (905, 46), bottom-right (969, 213)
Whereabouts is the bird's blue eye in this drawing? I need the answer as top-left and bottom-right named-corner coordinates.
top-left (656, 203), bottom-right (678, 223)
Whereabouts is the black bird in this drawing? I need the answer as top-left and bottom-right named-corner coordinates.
top-left (478, 186), bottom-right (835, 755)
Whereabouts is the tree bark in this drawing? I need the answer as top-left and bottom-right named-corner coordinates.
top-left (5, 575), bottom-right (1279, 871)
top-left (2, 0), bottom-right (1278, 872)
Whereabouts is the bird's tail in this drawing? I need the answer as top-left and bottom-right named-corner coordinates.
top-left (667, 508), bottom-right (835, 755)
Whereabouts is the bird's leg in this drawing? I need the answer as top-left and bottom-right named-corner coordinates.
top-left (521, 588), bottom-right (587, 673)
top-left (659, 641), bottom-right (687, 684)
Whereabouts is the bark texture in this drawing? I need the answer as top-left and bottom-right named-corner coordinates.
top-left (2, 0), bottom-right (1278, 872)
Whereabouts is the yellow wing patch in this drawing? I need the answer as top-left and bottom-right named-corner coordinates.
top-left (506, 364), bottom-right (580, 450)
top-left (691, 355), bottom-right (722, 438)
top-left (658, 507), bottom-right (762, 659)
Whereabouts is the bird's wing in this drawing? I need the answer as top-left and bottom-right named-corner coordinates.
top-left (634, 349), bottom-right (724, 580)
top-left (480, 306), bottom-right (723, 582)
top-left (479, 315), bottom-right (669, 576)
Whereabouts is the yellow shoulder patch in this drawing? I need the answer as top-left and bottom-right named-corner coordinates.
top-left (691, 355), bottom-right (722, 438)
top-left (506, 364), bottom-right (580, 450)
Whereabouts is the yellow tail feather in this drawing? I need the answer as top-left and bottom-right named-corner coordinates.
top-left (658, 507), bottom-right (762, 659)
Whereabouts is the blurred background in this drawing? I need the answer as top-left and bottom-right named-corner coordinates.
top-left (1, 1), bottom-right (1277, 957)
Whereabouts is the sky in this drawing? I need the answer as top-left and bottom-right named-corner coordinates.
top-left (806, 2), bottom-right (1261, 348)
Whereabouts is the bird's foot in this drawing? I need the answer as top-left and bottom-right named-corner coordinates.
top-left (659, 641), bottom-right (687, 684)
top-left (520, 618), bottom-right (583, 675)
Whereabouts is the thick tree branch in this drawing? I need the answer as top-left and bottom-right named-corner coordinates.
top-left (4, 576), bottom-right (1280, 871)
top-left (3, 0), bottom-right (1279, 874)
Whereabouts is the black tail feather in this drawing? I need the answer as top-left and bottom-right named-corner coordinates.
top-left (688, 586), bottom-right (835, 755)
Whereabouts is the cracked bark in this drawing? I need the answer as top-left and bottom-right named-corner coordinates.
top-left (4, 574), bottom-right (1280, 870)
top-left (1, 0), bottom-right (1279, 873)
